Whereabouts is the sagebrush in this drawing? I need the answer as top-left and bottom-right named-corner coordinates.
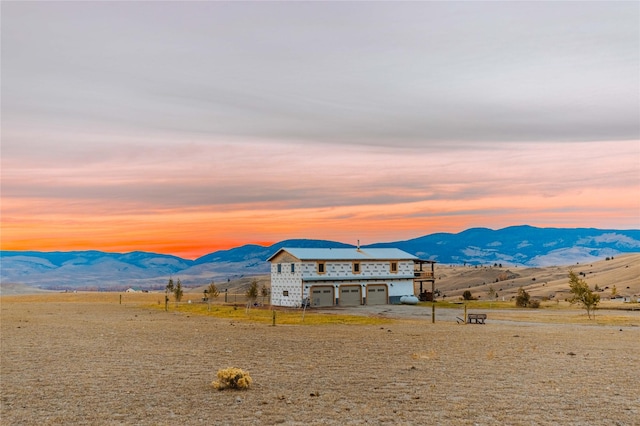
top-left (212, 367), bottom-right (252, 390)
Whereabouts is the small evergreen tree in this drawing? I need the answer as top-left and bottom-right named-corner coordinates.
top-left (568, 270), bottom-right (600, 319)
top-left (246, 279), bottom-right (259, 302)
top-left (462, 290), bottom-right (473, 300)
top-left (173, 279), bottom-right (183, 304)
top-left (166, 278), bottom-right (174, 296)
top-left (165, 278), bottom-right (174, 311)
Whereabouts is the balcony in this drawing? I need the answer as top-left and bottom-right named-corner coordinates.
top-left (413, 270), bottom-right (434, 280)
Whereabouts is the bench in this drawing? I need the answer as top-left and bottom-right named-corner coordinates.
top-left (467, 313), bottom-right (487, 324)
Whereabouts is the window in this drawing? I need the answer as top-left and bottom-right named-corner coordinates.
top-left (353, 262), bottom-right (361, 274)
top-left (291, 263), bottom-right (295, 273)
top-left (277, 263), bottom-right (282, 273)
top-left (283, 290), bottom-right (289, 297)
top-left (390, 262), bottom-right (398, 273)
top-left (317, 262), bottom-right (326, 274)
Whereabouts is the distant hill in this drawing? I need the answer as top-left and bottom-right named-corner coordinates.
top-left (370, 225), bottom-right (640, 267)
top-left (1, 226), bottom-right (638, 291)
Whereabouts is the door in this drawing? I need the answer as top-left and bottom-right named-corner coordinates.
top-left (311, 286), bottom-right (334, 307)
top-left (366, 284), bottom-right (388, 305)
top-left (339, 286), bottom-right (361, 306)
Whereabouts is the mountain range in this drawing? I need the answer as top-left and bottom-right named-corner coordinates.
top-left (1, 226), bottom-right (638, 291)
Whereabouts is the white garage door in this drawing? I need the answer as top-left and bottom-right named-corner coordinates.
top-left (311, 286), bottom-right (334, 307)
top-left (339, 286), bottom-right (361, 306)
top-left (366, 284), bottom-right (388, 305)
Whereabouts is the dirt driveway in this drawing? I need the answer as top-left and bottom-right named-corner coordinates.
top-left (316, 304), bottom-right (464, 322)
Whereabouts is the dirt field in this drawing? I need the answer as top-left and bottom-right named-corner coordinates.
top-left (1, 296), bottom-right (639, 425)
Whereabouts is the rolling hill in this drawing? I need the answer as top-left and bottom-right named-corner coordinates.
top-left (1, 226), bottom-right (638, 291)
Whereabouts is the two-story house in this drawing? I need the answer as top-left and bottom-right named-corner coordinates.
top-left (266, 247), bottom-right (422, 307)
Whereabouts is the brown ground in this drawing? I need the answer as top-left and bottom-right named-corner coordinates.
top-left (1, 296), bottom-right (639, 425)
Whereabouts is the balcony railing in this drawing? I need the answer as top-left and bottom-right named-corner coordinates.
top-left (414, 270), bottom-right (434, 279)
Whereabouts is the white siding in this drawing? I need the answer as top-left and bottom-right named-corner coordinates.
top-left (270, 261), bottom-right (303, 307)
top-left (269, 250), bottom-right (420, 307)
top-left (387, 279), bottom-right (415, 298)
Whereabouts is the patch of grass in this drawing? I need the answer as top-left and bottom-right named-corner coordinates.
top-left (151, 303), bottom-right (393, 326)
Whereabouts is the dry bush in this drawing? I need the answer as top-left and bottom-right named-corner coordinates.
top-left (212, 367), bottom-right (252, 391)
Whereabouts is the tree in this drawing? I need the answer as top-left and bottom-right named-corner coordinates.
top-left (206, 281), bottom-right (219, 311)
top-left (568, 270), bottom-right (600, 319)
top-left (487, 285), bottom-right (497, 300)
top-left (207, 281), bottom-right (220, 299)
top-left (166, 278), bottom-right (174, 296)
top-left (173, 279), bottom-right (183, 304)
top-left (246, 279), bottom-right (259, 303)
top-left (515, 287), bottom-right (530, 307)
top-left (462, 290), bottom-right (473, 301)
top-left (260, 283), bottom-right (269, 304)
top-left (165, 278), bottom-right (174, 311)
top-left (611, 285), bottom-right (618, 297)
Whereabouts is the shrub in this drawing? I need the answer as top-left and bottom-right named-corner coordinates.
top-left (212, 367), bottom-right (252, 391)
top-left (529, 299), bottom-right (541, 308)
top-left (515, 287), bottom-right (530, 307)
top-left (462, 290), bottom-right (473, 300)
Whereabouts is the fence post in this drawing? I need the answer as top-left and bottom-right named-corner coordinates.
top-left (464, 304), bottom-right (467, 325)
top-left (272, 310), bottom-right (276, 326)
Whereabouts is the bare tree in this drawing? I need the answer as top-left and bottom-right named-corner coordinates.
top-left (246, 279), bottom-right (259, 303)
top-left (260, 283), bottom-right (269, 304)
top-left (487, 285), bottom-right (497, 300)
top-left (206, 281), bottom-right (219, 311)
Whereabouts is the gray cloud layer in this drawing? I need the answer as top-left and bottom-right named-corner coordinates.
top-left (3, 2), bottom-right (638, 150)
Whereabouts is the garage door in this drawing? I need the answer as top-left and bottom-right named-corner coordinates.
top-left (311, 286), bottom-right (334, 307)
top-left (339, 286), bottom-right (361, 306)
top-left (366, 284), bottom-right (388, 305)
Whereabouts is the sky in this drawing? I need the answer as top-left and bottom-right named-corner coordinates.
top-left (1, 1), bottom-right (639, 259)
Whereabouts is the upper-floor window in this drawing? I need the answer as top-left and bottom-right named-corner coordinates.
top-left (317, 262), bottom-right (326, 274)
top-left (291, 263), bottom-right (295, 273)
top-left (283, 290), bottom-right (289, 297)
top-left (390, 262), bottom-right (398, 273)
top-left (353, 262), bottom-right (361, 274)
top-left (277, 263), bottom-right (282, 273)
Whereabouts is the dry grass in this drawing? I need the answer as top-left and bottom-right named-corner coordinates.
top-left (155, 302), bottom-right (393, 326)
top-left (435, 253), bottom-right (640, 301)
top-left (2, 293), bottom-right (639, 425)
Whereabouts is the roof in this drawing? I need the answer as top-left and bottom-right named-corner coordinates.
top-left (267, 247), bottom-right (418, 262)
